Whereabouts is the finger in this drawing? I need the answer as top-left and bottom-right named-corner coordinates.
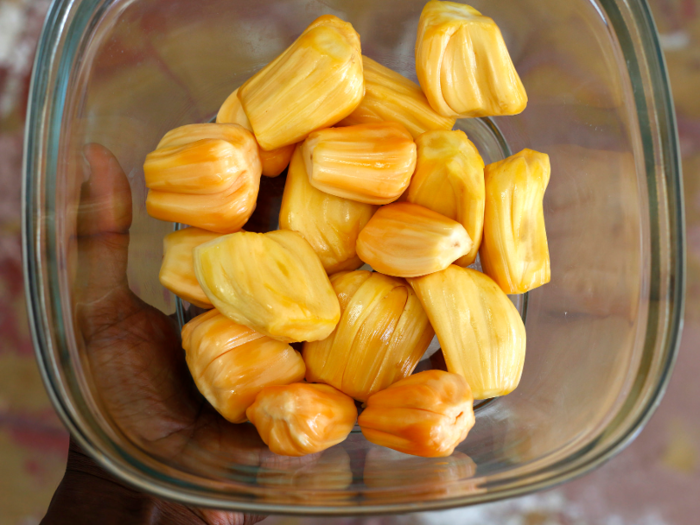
top-left (191, 508), bottom-right (266, 525)
top-left (78, 143), bottom-right (132, 236)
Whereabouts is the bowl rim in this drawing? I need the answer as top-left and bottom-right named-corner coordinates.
top-left (22, 0), bottom-right (685, 514)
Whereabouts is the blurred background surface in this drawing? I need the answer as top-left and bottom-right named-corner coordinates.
top-left (0, 0), bottom-right (698, 523)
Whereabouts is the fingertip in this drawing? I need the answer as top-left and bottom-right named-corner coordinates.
top-left (79, 143), bottom-right (133, 235)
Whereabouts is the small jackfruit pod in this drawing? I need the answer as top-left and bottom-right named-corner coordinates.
top-left (408, 130), bottom-right (485, 266)
top-left (409, 266), bottom-right (526, 399)
top-left (194, 230), bottom-right (340, 343)
top-left (146, 123), bottom-right (261, 233)
top-left (480, 149), bottom-right (551, 294)
top-left (256, 447), bottom-right (354, 503)
top-left (356, 202), bottom-right (472, 278)
top-left (280, 146), bottom-right (376, 274)
top-left (238, 15), bottom-right (364, 151)
top-left (358, 370), bottom-right (475, 458)
top-left (159, 227), bottom-right (222, 308)
top-left (182, 309), bottom-right (306, 423)
top-left (415, 1), bottom-right (527, 118)
top-left (303, 271), bottom-right (434, 401)
top-left (246, 383), bottom-right (357, 456)
top-left (338, 56), bottom-right (456, 139)
top-left (302, 123), bottom-right (417, 205)
top-left (217, 88), bottom-right (295, 177)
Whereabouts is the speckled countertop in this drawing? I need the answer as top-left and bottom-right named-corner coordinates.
top-left (0, 0), bottom-right (698, 523)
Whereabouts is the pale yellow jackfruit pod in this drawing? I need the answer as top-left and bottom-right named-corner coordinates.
top-left (194, 230), bottom-right (340, 343)
top-left (182, 309), bottom-right (306, 423)
top-left (238, 15), bottom-right (364, 151)
top-left (408, 130), bottom-right (485, 266)
top-left (409, 266), bottom-right (526, 399)
top-left (358, 370), bottom-right (475, 457)
top-left (159, 227), bottom-right (221, 308)
top-left (304, 271), bottom-right (434, 401)
top-left (415, 1), bottom-right (527, 118)
top-left (480, 148), bottom-right (551, 294)
top-left (217, 88), bottom-right (295, 177)
top-left (145, 123), bottom-right (261, 233)
top-left (280, 146), bottom-right (376, 274)
top-left (338, 56), bottom-right (455, 139)
top-left (302, 123), bottom-right (417, 205)
top-left (246, 383), bottom-right (357, 456)
top-left (356, 202), bottom-right (472, 278)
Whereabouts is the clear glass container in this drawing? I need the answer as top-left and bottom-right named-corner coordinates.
top-left (23, 0), bottom-right (684, 515)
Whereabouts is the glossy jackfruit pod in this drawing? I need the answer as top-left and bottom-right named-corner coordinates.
top-left (159, 227), bottom-right (221, 308)
top-left (480, 149), bottom-right (551, 294)
top-left (238, 15), bottom-right (364, 151)
top-left (256, 447), bottom-right (354, 503)
top-left (145, 123), bottom-right (261, 233)
top-left (408, 130), bottom-right (485, 266)
top-left (194, 230), bottom-right (340, 343)
top-left (302, 123), bottom-right (417, 205)
top-left (246, 383), bottom-right (357, 456)
top-left (338, 56), bottom-right (455, 139)
top-left (182, 309), bottom-right (306, 423)
top-left (358, 370), bottom-right (475, 457)
top-left (409, 266), bottom-right (526, 399)
top-left (415, 1), bottom-right (527, 118)
top-left (217, 88), bottom-right (295, 177)
top-left (356, 202), bottom-right (472, 278)
top-left (280, 146), bottom-right (376, 274)
top-left (363, 448), bottom-right (479, 501)
top-left (304, 271), bottom-right (434, 401)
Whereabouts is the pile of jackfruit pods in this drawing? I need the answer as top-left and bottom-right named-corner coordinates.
top-left (146, 0), bottom-right (551, 459)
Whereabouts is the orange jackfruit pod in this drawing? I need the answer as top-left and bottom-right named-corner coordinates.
top-left (217, 88), bottom-right (295, 177)
top-left (415, 1), bottom-right (527, 118)
top-left (480, 149), bottom-right (551, 294)
top-left (194, 230), bottom-right (340, 343)
top-left (238, 15), bottom-right (364, 151)
top-left (408, 130), bottom-right (485, 266)
top-left (159, 227), bottom-right (221, 308)
top-left (303, 271), bottom-right (434, 401)
top-left (338, 56), bottom-right (456, 139)
top-left (246, 383), bottom-right (357, 456)
top-left (302, 123), bottom-right (417, 205)
top-left (356, 202), bottom-right (472, 278)
top-left (280, 146), bottom-right (376, 274)
top-left (363, 448), bottom-right (479, 501)
top-left (145, 123), bottom-right (261, 233)
top-left (182, 309), bottom-right (306, 424)
top-left (358, 370), bottom-right (475, 458)
top-left (409, 266), bottom-right (526, 399)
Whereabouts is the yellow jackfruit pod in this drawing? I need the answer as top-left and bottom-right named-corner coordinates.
top-left (363, 448), bottom-right (479, 501)
top-left (238, 15), bottom-right (364, 151)
top-left (302, 123), bottom-right (417, 205)
top-left (145, 123), bottom-right (261, 233)
top-left (194, 230), bottom-right (340, 343)
top-left (217, 88), bottom-right (295, 177)
top-left (415, 1), bottom-right (527, 118)
top-left (304, 271), bottom-right (434, 401)
top-left (480, 149), bottom-right (551, 294)
top-left (338, 56), bottom-right (455, 139)
top-left (280, 146), bottom-right (376, 274)
top-left (358, 370), bottom-right (475, 458)
top-left (246, 383), bottom-right (357, 456)
top-left (408, 130), bottom-right (485, 266)
top-left (182, 309), bottom-right (306, 423)
top-left (409, 266), bottom-right (526, 399)
top-left (356, 202), bottom-right (472, 278)
top-left (159, 227), bottom-right (221, 308)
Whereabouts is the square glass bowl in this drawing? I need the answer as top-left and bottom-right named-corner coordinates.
top-left (23, 0), bottom-right (684, 515)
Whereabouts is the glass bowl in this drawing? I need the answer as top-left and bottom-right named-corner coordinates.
top-left (23, 0), bottom-right (684, 515)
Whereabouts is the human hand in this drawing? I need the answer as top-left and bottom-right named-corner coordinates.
top-left (42, 144), bottom-right (265, 525)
